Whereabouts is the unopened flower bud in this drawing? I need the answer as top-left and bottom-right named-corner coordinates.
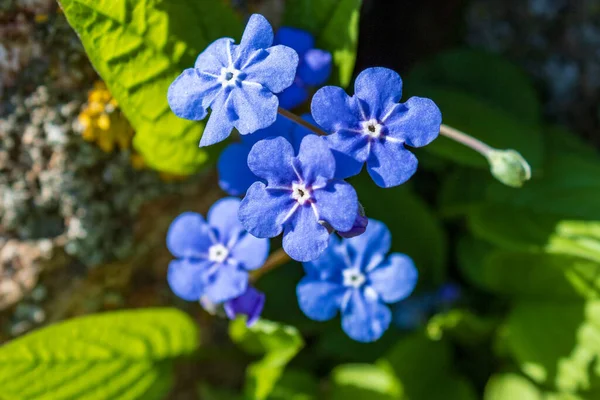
top-left (487, 149), bottom-right (531, 188)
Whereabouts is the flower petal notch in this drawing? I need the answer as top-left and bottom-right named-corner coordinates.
top-left (167, 14), bottom-right (299, 147)
top-left (238, 134), bottom-right (358, 262)
top-left (297, 219), bottom-right (418, 342)
top-left (166, 198), bottom-right (270, 304)
top-left (311, 67), bottom-right (442, 187)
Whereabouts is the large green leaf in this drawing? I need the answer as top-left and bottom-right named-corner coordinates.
top-left (59, 0), bottom-right (242, 174)
top-left (407, 49), bottom-right (541, 125)
top-left (0, 308), bottom-right (199, 400)
top-left (411, 87), bottom-right (543, 169)
top-left (329, 363), bottom-right (402, 400)
top-left (504, 301), bottom-right (600, 395)
top-left (283, 0), bottom-right (361, 87)
top-left (229, 318), bottom-right (304, 400)
top-left (484, 373), bottom-right (543, 400)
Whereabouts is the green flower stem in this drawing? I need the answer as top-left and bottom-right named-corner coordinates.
top-left (251, 247), bottom-right (291, 282)
top-left (439, 123), bottom-right (494, 157)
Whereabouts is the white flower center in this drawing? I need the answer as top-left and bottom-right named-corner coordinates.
top-left (343, 268), bottom-right (366, 288)
top-left (219, 66), bottom-right (242, 87)
top-left (291, 182), bottom-right (312, 205)
top-left (361, 119), bottom-right (383, 139)
top-left (208, 243), bottom-right (229, 263)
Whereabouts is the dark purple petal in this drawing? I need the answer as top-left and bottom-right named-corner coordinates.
top-left (366, 140), bottom-right (418, 188)
top-left (243, 45), bottom-right (299, 93)
top-left (275, 27), bottom-right (314, 56)
top-left (345, 219), bottom-right (391, 270)
top-left (338, 212), bottom-right (368, 238)
top-left (313, 180), bottom-right (358, 232)
top-left (298, 49), bottom-right (332, 86)
top-left (231, 84), bottom-right (279, 135)
top-left (247, 136), bottom-right (297, 186)
top-left (167, 69), bottom-right (221, 121)
top-left (354, 67), bottom-right (403, 117)
top-left (224, 286), bottom-right (265, 326)
top-left (207, 197), bottom-right (244, 244)
top-left (282, 204), bottom-right (330, 261)
top-left (311, 86), bottom-right (361, 133)
top-left (296, 135), bottom-right (336, 184)
top-left (341, 289), bottom-right (392, 342)
top-left (384, 97), bottom-right (442, 147)
top-left (239, 182), bottom-right (295, 238)
top-left (166, 212), bottom-right (213, 258)
top-left (231, 232), bottom-right (270, 270)
top-left (368, 254), bottom-right (418, 303)
top-left (218, 143), bottom-right (258, 197)
top-left (297, 278), bottom-right (346, 321)
top-left (167, 259), bottom-right (211, 301)
top-left (202, 262), bottom-right (248, 304)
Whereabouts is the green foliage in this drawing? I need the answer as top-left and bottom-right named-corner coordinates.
top-left (58, 0), bottom-right (242, 174)
top-left (329, 363), bottom-right (402, 400)
top-left (229, 318), bottom-right (304, 400)
top-left (0, 308), bottom-right (199, 400)
top-left (283, 0), bottom-right (362, 87)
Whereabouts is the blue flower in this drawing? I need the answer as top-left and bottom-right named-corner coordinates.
top-left (274, 27), bottom-right (332, 109)
top-left (238, 134), bottom-right (358, 262)
top-left (337, 207), bottom-right (368, 238)
top-left (297, 219), bottom-right (418, 342)
top-left (311, 67), bottom-right (442, 187)
top-left (224, 286), bottom-right (265, 326)
top-left (168, 14), bottom-right (299, 147)
top-left (166, 197), bottom-right (269, 304)
top-left (217, 114), bottom-right (314, 196)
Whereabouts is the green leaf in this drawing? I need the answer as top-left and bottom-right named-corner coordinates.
top-left (484, 373), bottom-right (543, 400)
top-left (268, 369), bottom-right (319, 400)
top-left (407, 49), bottom-right (541, 125)
top-left (229, 318), bottom-right (304, 400)
top-left (0, 308), bottom-right (199, 400)
top-left (411, 87), bottom-right (543, 169)
top-left (329, 363), bottom-right (402, 400)
top-left (353, 174), bottom-right (448, 285)
top-left (504, 301), bottom-right (600, 394)
top-left (438, 167), bottom-right (489, 218)
top-left (59, 0), bottom-right (242, 174)
top-left (380, 333), bottom-right (478, 400)
top-left (283, 0), bottom-right (362, 87)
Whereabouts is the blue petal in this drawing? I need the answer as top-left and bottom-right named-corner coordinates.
top-left (302, 235), bottom-right (345, 280)
top-left (341, 289), bottom-right (392, 342)
top-left (366, 140), bottom-right (418, 188)
top-left (231, 84), bottom-right (279, 135)
top-left (354, 67), bottom-right (403, 117)
top-left (311, 86), bottom-right (360, 133)
top-left (296, 135), bottom-right (335, 184)
top-left (167, 69), bottom-right (221, 121)
top-left (345, 219), bottom-right (391, 270)
top-left (203, 262), bottom-right (248, 303)
top-left (278, 82), bottom-right (309, 110)
top-left (247, 136), bottom-right (297, 186)
top-left (218, 143), bottom-right (258, 196)
top-left (337, 211), bottom-right (368, 239)
top-left (297, 278), bottom-right (346, 321)
top-left (224, 286), bottom-right (266, 326)
top-left (243, 115), bottom-right (291, 146)
top-left (275, 27), bottom-right (314, 57)
top-left (282, 204), bottom-right (330, 262)
top-left (167, 212), bottom-right (213, 258)
top-left (194, 38), bottom-right (233, 73)
top-left (331, 150), bottom-right (364, 180)
top-left (325, 130), bottom-right (370, 164)
top-left (243, 45), bottom-right (299, 93)
top-left (368, 254), bottom-right (418, 303)
top-left (298, 49), bottom-right (332, 86)
top-left (207, 197), bottom-right (244, 244)
top-left (313, 180), bottom-right (358, 232)
top-left (167, 259), bottom-right (210, 301)
top-left (231, 231), bottom-right (270, 270)
top-left (239, 182), bottom-right (295, 238)
top-left (384, 97), bottom-right (442, 147)
top-left (239, 14), bottom-right (274, 51)
top-left (200, 90), bottom-right (236, 146)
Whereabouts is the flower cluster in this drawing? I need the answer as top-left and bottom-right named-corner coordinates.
top-left (166, 14), bottom-right (442, 340)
